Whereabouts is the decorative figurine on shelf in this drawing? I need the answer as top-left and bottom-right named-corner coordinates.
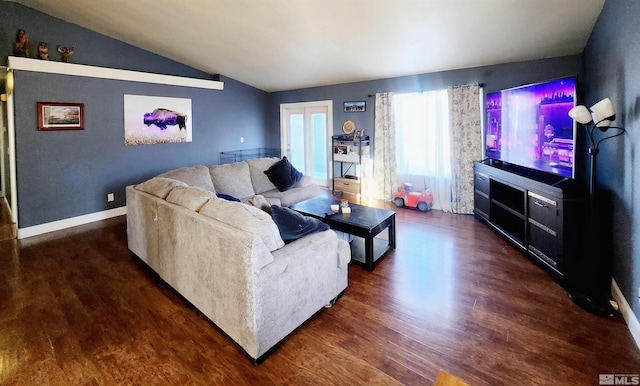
top-left (57, 46), bottom-right (74, 63)
top-left (14, 29), bottom-right (29, 57)
top-left (38, 42), bottom-right (49, 60)
top-left (392, 182), bottom-right (434, 212)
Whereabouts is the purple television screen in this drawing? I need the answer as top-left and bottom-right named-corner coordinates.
top-left (485, 76), bottom-right (577, 178)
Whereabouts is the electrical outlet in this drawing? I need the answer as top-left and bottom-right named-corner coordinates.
top-left (240, 136), bottom-right (244, 143)
top-left (107, 193), bottom-right (115, 202)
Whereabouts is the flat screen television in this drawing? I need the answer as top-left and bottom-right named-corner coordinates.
top-left (485, 76), bottom-right (577, 178)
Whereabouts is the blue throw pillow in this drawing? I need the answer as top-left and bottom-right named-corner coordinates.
top-left (264, 156), bottom-right (303, 192)
top-left (271, 205), bottom-right (329, 243)
top-left (216, 193), bottom-right (240, 202)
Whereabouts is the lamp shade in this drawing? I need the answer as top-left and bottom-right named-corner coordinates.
top-left (568, 105), bottom-right (592, 124)
top-left (590, 98), bottom-right (616, 128)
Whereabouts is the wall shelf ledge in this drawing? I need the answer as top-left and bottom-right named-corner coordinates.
top-left (7, 56), bottom-right (224, 90)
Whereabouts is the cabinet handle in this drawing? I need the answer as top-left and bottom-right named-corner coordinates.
top-left (477, 176), bottom-right (486, 181)
top-left (534, 201), bottom-right (548, 208)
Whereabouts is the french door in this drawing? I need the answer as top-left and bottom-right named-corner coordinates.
top-left (280, 100), bottom-right (333, 187)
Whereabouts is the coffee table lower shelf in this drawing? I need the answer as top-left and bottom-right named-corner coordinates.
top-left (348, 235), bottom-right (394, 268)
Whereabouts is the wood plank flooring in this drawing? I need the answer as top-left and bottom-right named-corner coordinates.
top-left (1, 200), bottom-right (638, 385)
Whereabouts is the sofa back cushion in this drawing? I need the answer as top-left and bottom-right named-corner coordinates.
top-left (158, 165), bottom-right (216, 193)
top-left (135, 177), bottom-right (188, 199)
top-left (166, 186), bottom-right (217, 211)
top-left (209, 162), bottom-right (255, 199)
top-left (199, 199), bottom-right (284, 252)
top-left (246, 157), bottom-right (279, 194)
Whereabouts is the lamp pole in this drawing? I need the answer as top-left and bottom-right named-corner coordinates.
top-left (586, 121), bottom-right (625, 199)
top-left (568, 122), bottom-right (624, 316)
top-left (588, 146), bottom-right (598, 200)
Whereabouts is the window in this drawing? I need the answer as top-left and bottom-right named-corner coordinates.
top-left (393, 90), bottom-right (450, 178)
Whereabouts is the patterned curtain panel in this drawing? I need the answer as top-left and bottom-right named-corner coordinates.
top-left (369, 92), bottom-right (397, 201)
top-left (448, 84), bottom-right (482, 214)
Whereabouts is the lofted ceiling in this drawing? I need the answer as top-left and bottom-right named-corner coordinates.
top-left (12, 0), bottom-right (605, 92)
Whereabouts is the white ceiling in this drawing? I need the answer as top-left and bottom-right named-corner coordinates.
top-left (13, 0), bottom-right (605, 92)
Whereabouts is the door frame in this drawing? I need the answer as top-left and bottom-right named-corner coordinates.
top-left (279, 100), bottom-right (334, 186)
top-left (1, 67), bottom-right (16, 224)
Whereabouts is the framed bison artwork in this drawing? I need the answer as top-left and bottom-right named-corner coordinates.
top-left (123, 94), bottom-right (192, 145)
top-left (37, 102), bottom-right (84, 130)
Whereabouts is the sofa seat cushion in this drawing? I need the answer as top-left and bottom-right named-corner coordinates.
top-left (260, 184), bottom-right (321, 207)
top-left (271, 205), bottom-right (329, 243)
top-left (264, 157), bottom-right (303, 192)
top-left (135, 177), bottom-right (188, 199)
top-left (199, 198), bottom-right (284, 252)
top-left (166, 186), bottom-right (217, 211)
top-left (246, 157), bottom-right (279, 194)
top-left (209, 162), bottom-right (256, 199)
top-left (158, 165), bottom-right (216, 193)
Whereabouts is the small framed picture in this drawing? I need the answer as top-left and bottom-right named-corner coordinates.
top-left (355, 129), bottom-right (364, 138)
top-left (37, 102), bottom-right (84, 130)
top-left (343, 101), bottom-right (366, 112)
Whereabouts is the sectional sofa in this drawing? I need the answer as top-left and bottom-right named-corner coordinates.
top-left (126, 158), bottom-right (351, 361)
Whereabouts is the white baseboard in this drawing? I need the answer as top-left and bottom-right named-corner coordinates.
top-left (612, 278), bottom-right (640, 350)
top-left (17, 206), bottom-right (127, 239)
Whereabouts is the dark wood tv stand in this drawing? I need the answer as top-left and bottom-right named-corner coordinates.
top-left (473, 159), bottom-right (587, 282)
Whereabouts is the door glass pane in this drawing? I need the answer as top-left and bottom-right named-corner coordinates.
top-left (289, 114), bottom-right (305, 172)
top-left (311, 113), bottom-right (327, 180)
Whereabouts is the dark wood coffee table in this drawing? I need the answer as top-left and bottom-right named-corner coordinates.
top-left (290, 197), bottom-right (396, 271)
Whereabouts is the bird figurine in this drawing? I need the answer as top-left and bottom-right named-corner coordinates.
top-left (57, 46), bottom-right (74, 63)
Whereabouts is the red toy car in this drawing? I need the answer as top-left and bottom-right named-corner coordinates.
top-left (392, 183), bottom-right (433, 212)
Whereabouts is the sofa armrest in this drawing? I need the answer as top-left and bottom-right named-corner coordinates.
top-left (253, 228), bottom-right (348, 358)
top-left (294, 175), bottom-right (314, 188)
top-left (336, 239), bottom-right (351, 268)
top-left (262, 230), bottom-right (339, 276)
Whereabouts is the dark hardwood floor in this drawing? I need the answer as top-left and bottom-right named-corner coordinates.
top-left (1, 198), bottom-right (638, 385)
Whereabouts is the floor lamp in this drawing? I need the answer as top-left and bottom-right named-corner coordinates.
top-left (568, 98), bottom-right (625, 316)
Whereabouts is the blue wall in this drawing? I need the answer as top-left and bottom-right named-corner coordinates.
top-left (583, 0), bottom-right (640, 320)
top-left (2, 2), bottom-right (270, 227)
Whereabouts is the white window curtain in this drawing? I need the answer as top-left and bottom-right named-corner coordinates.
top-left (448, 84), bottom-right (482, 214)
top-left (393, 90), bottom-right (452, 212)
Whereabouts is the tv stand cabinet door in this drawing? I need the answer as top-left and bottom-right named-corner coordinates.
top-left (474, 170), bottom-right (490, 220)
top-left (527, 191), bottom-right (561, 273)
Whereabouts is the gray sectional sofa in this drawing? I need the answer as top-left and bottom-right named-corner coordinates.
top-left (126, 158), bottom-right (350, 361)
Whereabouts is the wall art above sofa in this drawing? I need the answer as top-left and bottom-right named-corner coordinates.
top-left (123, 94), bottom-right (192, 146)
